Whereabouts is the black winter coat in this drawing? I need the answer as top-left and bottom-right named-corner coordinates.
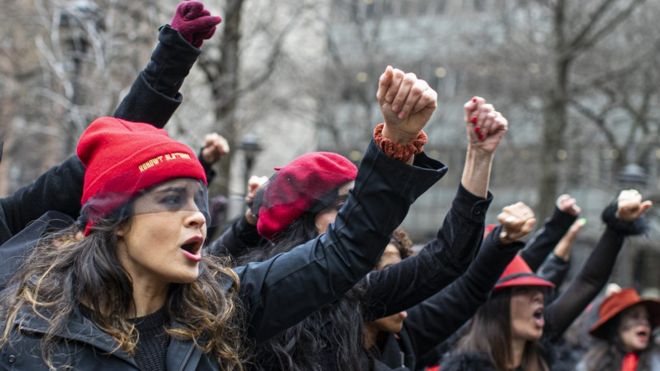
top-left (371, 227), bottom-right (524, 371)
top-left (0, 140), bottom-right (446, 370)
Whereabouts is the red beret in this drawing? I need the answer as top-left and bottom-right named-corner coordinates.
top-left (257, 152), bottom-right (357, 241)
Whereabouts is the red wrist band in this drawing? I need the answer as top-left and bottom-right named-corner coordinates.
top-left (373, 123), bottom-right (427, 163)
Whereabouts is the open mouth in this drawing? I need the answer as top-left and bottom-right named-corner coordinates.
top-left (532, 307), bottom-right (544, 320)
top-left (636, 329), bottom-right (650, 339)
top-left (180, 237), bottom-right (203, 262)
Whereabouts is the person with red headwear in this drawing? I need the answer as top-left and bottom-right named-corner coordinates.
top-left (442, 189), bottom-right (652, 371)
top-left (0, 1), bottom-right (220, 266)
top-left (578, 288), bottom-right (660, 371)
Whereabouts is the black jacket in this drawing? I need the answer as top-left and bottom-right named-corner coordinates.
top-left (0, 140), bottom-right (446, 370)
top-left (519, 206), bottom-right (576, 273)
top-left (0, 25), bottom-right (197, 246)
top-left (371, 227), bottom-right (524, 371)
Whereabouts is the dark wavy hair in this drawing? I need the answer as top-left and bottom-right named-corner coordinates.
top-left (456, 288), bottom-right (549, 371)
top-left (581, 311), bottom-right (656, 371)
top-left (0, 209), bottom-right (245, 370)
top-left (245, 209), bottom-right (369, 371)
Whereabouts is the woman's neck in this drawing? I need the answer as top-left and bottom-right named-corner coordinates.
top-left (509, 337), bottom-right (526, 369)
top-left (363, 323), bottom-right (380, 350)
top-left (131, 279), bottom-right (169, 317)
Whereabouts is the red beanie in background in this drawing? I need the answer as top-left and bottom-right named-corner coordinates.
top-left (257, 152), bottom-right (357, 241)
top-left (77, 117), bottom-right (206, 233)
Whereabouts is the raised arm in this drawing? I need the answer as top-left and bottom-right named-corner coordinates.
top-left (544, 190), bottom-right (651, 341)
top-left (233, 66), bottom-right (447, 343)
top-left (520, 194), bottom-right (580, 271)
top-left (537, 218), bottom-right (585, 287)
top-left (0, 1), bottom-right (219, 243)
top-left (361, 97), bottom-right (509, 320)
top-left (402, 203), bottom-right (535, 360)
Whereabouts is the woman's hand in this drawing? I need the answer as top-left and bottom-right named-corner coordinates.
top-left (497, 202), bottom-right (536, 244)
top-left (616, 189), bottom-right (652, 221)
top-left (463, 97), bottom-right (508, 155)
top-left (376, 66), bottom-right (437, 144)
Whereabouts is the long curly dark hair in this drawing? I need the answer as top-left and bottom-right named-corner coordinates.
top-left (246, 210), bottom-right (370, 371)
top-left (0, 210), bottom-right (246, 370)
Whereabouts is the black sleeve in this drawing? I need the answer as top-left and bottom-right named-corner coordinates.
top-left (232, 141), bottom-right (447, 343)
top-left (207, 216), bottom-right (265, 259)
top-left (403, 227), bottom-right (523, 359)
top-left (544, 225), bottom-right (632, 341)
top-left (197, 147), bottom-right (218, 185)
top-left (520, 207), bottom-right (576, 272)
top-left (113, 25), bottom-right (200, 128)
top-left (0, 156), bottom-right (84, 244)
top-left (537, 253), bottom-right (570, 288)
top-left (362, 184), bottom-right (492, 321)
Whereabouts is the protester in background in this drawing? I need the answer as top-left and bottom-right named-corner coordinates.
top-left (536, 217), bottom-right (586, 288)
top-left (519, 194), bottom-right (580, 276)
top-left (442, 189), bottom-right (652, 371)
top-left (365, 202), bottom-right (536, 371)
top-left (578, 288), bottom-right (660, 371)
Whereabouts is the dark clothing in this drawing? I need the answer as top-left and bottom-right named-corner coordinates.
top-left (362, 185), bottom-right (492, 321)
top-left (249, 184), bottom-right (490, 371)
top-left (130, 307), bottom-right (170, 371)
top-left (208, 215), bottom-right (269, 261)
top-left (0, 25), bottom-right (196, 246)
top-left (520, 206), bottom-right (576, 272)
top-left (441, 208), bottom-right (641, 371)
top-left (373, 227), bottom-right (524, 370)
top-left (0, 140), bottom-right (446, 370)
top-left (537, 252), bottom-right (570, 287)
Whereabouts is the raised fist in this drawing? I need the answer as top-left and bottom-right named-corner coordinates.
top-left (616, 189), bottom-right (652, 222)
top-left (201, 133), bottom-right (230, 165)
top-left (170, 1), bottom-right (222, 48)
top-left (556, 194), bottom-right (581, 216)
top-left (497, 202), bottom-right (536, 244)
top-left (463, 96), bottom-right (508, 154)
top-left (376, 66), bottom-right (437, 144)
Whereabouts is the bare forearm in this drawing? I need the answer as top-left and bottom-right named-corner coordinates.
top-left (460, 146), bottom-right (493, 199)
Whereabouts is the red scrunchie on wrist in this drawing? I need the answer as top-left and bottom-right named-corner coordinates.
top-left (373, 123), bottom-right (427, 163)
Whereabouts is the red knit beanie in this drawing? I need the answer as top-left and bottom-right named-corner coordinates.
top-left (256, 152), bottom-right (357, 241)
top-left (77, 117), bottom-right (207, 233)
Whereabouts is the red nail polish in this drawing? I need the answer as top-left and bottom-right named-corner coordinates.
top-left (472, 98), bottom-right (477, 103)
top-left (478, 133), bottom-right (485, 141)
top-left (470, 117), bottom-right (478, 124)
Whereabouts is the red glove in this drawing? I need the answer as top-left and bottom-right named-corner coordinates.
top-left (170, 1), bottom-right (222, 48)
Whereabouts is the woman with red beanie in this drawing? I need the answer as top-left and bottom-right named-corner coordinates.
top-left (578, 288), bottom-right (660, 371)
top-left (0, 64), bottom-right (444, 369)
top-left (212, 72), bottom-right (510, 370)
top-left (0, 1), bottom-right (220, 250)
top-left (441, 190), bottom-right (652, 371)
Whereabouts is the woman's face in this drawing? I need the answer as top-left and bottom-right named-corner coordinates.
top-left (116, 179), bottom-right (207, 285)
top-left (510, 287), bottom-right (546, 341)
top-left (618, 304), bottom-right (651, 352)
top-left (314, 181), bottom-right (354, 234)
top-left (369, 244), bottom-right (406, 333)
